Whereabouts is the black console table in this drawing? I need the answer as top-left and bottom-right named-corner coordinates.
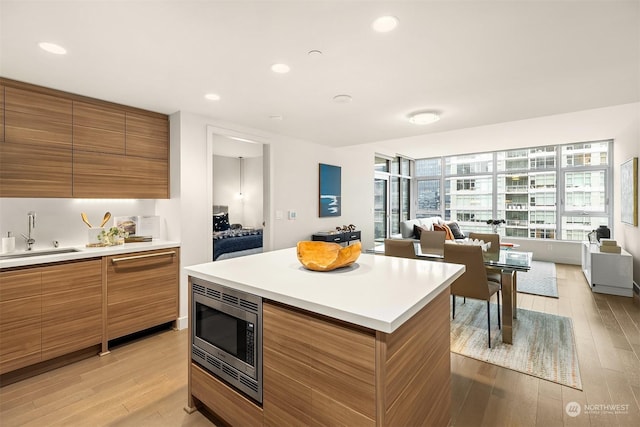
top-left (312, 230), bottom-right (361, 245)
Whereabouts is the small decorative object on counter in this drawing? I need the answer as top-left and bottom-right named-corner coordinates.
top-left (2, 232), bottom-right (15, 253)
top-left (297, 240), bottom-right (361, 271)
top-left (595, 225), bottom-right (610, 242)
top-left (486, 219), bottom-right (505, 233)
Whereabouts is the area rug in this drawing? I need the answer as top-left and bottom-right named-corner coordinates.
top-left (516, 260), bottom-right (558, 298)
top-left (450, 299), bottom-right (582, 390)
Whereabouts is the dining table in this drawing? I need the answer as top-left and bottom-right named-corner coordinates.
top-left (369, 241), bottom-right (533, 344)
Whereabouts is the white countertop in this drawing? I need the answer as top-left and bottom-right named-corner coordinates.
top-left (185, 247), bottom-right (464, 333)
top-left (0, 240), bottom-right (181, 269)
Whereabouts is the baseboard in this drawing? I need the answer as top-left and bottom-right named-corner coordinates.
top-left (176, 315), bottom-right (188, 330)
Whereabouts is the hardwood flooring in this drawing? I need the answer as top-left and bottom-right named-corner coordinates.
top-left (0, 264), bottom-right (638, 426)
top-left (451, 264), bottom-right (640, 427)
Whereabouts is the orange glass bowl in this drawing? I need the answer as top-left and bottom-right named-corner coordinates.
top-left (296, 241), bottom-right (361, 272)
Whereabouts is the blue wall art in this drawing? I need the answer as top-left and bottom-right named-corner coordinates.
top-left (319, 163), bottom-right (341, 217)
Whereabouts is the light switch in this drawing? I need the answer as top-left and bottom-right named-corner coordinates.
top-left (288, 210), bottom-right (297, 220)
top-left (275, 210), bottom-right (283, 220)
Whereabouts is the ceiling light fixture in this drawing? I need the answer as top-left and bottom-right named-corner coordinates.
top-left (271, 63), bottom-right (290, 73)
top-left (308, 50), bottom-right (323, 57)
top-left (408, 111), bottom-right (440, 125)
top-left (237, 156), bottom-right (244, 199)
top-left (204, 93), bottom-right (220, 101)
top-left (269, 115), bottom-right (283, 120)
top-left (38, 42), bottom-right (67, 55)
top-left (372, 16), bottom-right (399, 33)
top-left (333, 94), bottom-right (352, 104)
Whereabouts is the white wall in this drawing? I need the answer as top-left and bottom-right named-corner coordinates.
top-left (370, 103), bottom-right (640, 280)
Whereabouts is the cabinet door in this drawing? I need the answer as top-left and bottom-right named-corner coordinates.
top-left (73, 151), bottom-right (168, 199)
top-left (41, 259), bottom-right (102, 360)
top-left (107, 249), bottom-right (179, 340)
top-left (4, 87), bottom-right (72, 149)
top-left (0, 143), bottom-right (72, 197)
top-left (125, 112), bottom-right (168, 160)
top-left (73, 101), bottom-right (125, 155)
top-left (0, 269), bottom-right (42, 374)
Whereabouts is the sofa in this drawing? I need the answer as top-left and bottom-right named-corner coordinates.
top-left (398, 216), bottom-right (467, 241)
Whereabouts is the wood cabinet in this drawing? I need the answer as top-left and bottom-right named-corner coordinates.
top-left (106, 248), bottom-right (179, 340)
top-left (0, 269), bottom-right (42, 374)
top-left (41, 260), bottom-right (102, 360)
top-left (0, 78), bottom-right (169, 198)
top-left (1, 86), bottom-right (73, 197)
top-left (0, 259), bottom-right (102, 374)
top-left (73, 101), bottom-right (125, 155)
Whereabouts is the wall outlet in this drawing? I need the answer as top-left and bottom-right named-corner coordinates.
top-left (288, 210), bottom-right (297, 220)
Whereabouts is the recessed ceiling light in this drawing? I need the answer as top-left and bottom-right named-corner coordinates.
top-left (372, 16), bottom-right (399, 33)
top-left (333, 94), bottom-right (352, 104)
top-left (408, 111), bottom-right (440, 125)
top-left (204, 93), bottom-right (221, 101)
top-left (271, 63), bottom-right (290, 74)
top-left (38, 42), bottom-right (67, 55)
top-left (269, 115), bottom-right (283, 120)
top-left (308, 50), bottom-right (323, 57)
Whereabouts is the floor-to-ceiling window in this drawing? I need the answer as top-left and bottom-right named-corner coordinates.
top-left (414, 140), bottom-right (612, 241)
top-left (374, 154), bottom-right (412, 241)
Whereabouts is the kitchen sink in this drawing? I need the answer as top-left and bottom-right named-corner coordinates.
top-left (0, 247), bottom-right (80, 260)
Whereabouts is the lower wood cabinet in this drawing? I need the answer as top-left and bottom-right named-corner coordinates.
top-left (0, 269), bottom-right (42, 374)
top-left (106, 248), bottom-right (179, 340)
top-left (0, 259), bottom-right (101, 374)
top-left (41, 260), bottom-right (102, 360)
top-left (0, 246), bottom-right (180, 375)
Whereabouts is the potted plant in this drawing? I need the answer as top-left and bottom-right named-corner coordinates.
top-left (486, 219), bottom-right (505, 234)
top-left (99, 226), bottom-right (129, 246)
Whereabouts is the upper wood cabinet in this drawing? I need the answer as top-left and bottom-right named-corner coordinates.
top-left (126, 112), bottom-right (168, 160)
top-left (0, 78), bottom-right (169, 198)
top-left (73, 101), bottom-right (125, 155)
top-left (4, 87), bottom-right (72, 149)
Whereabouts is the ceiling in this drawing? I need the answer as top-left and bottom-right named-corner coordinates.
top-left (1, 0), bottom-right (638, 157)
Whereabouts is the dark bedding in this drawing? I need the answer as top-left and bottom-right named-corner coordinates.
top-left (213, 229), bottom-right (263, 260)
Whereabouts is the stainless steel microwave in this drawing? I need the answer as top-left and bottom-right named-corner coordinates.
top-left (191, 277), bottom-right (262, 403)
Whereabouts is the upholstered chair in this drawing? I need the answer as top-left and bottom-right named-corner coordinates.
top-left (445, 243), bottom-right (501, 348)
top-left (469, 232), bottom-right (502, 285)
top-left (419, 230), bottom-right (446, 258)
top-left (384, 239), bottom-right (417, 259)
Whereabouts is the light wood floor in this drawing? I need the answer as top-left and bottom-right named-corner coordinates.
top-left (0, 264), bottom-right (638, 426)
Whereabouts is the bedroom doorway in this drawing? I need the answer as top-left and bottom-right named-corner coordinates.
top-left (206, 126), bottom-right (271, 261)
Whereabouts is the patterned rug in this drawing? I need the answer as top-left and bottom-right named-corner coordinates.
top-left (450, 299), bottom-right (582, 390)
top-left (517, 260), bottom-right (558, 298)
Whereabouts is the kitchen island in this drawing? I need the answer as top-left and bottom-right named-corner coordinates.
top-left (185, 247), bottom-right (464, 427)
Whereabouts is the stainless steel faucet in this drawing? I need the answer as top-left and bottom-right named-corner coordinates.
top-left (21, 211), bottom-right (36, 250)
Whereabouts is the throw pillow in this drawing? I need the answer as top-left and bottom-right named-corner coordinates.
top-left (213, 212), bottom-right (230, 232)
top-left (447, 222), bottom-right (465, 239)
top-left (434, 223), bottom-right (454, 240)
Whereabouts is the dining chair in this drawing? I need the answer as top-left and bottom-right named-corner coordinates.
top-left (384, 239), bottom-right (417, 259)
top-left (445, 243), bottom-right (501, 348)
top-left (469, 232), bottom-right (502, 284)
top-left (419, 230), bottom-right (446, 258)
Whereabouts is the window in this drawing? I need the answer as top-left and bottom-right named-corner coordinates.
top-left (414, 140), bottom-right (612, 241)
top-left (374, 154), bottom-right (413, 240)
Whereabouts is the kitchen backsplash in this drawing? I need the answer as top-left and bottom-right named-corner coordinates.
top-left (0, 198), bottom-right (160, 251)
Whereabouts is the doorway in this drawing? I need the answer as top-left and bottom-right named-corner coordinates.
top-left (206, 126), bottom-right (271, 261)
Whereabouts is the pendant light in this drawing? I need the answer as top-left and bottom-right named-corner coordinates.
top-left (237, 157), bottom-right (244, 199)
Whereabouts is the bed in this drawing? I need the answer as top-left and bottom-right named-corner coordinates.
top-left (212, 205), bottom-right (263, 261)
